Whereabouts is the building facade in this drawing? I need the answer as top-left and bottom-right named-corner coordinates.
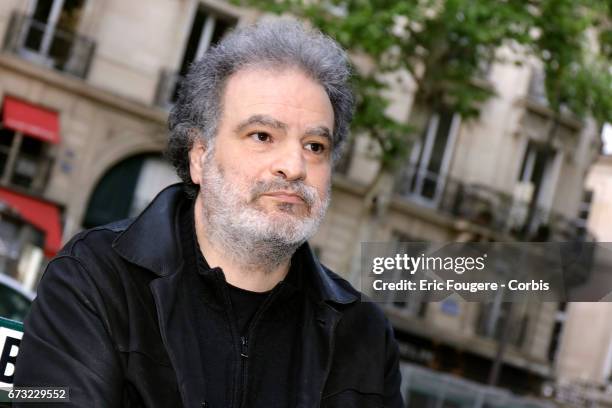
top-left (0, 0), bottom-right (256, 286)
top-left (546, 156), bottom-right (612, 407)
top-left (0, 0), bottom-right (603, 405)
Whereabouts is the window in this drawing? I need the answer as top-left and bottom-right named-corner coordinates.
top-left (3, 0), bottom-right (94, 78)
top-left (0, 126), bottom-right (52, 192)
top-left (518, 141), bottom-right (551, 188)
top-left (511, 140), bottom-right (558, 234)
top-left (179, 6), bottom-right (235, 78)
top-left (398, 110), bottom-right (460, 206)
top-left (0, 96), bottom-right (59, 192)
top-left (387, 231), bottom-right (429, 318)
top-left (0, 129), bottom-right (15, 173)
top-left (155, 5), bottom-right (237, 108)
top-left (575, 190), bottom-right (593, 235)
top-left (0, 210), bottom-right (45, 295)
top-left (547, 302), bottom-right (566, 363)
top-left (528, 67), bottom-right (548, 105)
top-left (475, 301), bottom-right (528, 348)
top-left (22, 0), bottom-right (86, 71)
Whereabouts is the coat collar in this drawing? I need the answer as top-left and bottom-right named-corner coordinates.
top-left (112, 183), bottom-right (357, 305)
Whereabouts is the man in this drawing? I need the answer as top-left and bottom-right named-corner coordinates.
top-left (14, 19), bottom-right (404, 407)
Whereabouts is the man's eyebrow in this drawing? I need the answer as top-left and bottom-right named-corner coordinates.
top-left (234, 114), bottom-right (288, 133)
top-left (304, 125), bottom-right (332, 142)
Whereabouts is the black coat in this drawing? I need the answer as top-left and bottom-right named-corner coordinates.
top-left (14, 185), bottom-right (405, 407)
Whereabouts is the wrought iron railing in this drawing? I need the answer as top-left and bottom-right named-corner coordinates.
top-left (3, 11), bottom-right (95, 79)
top-left (395, 165), bottom-right (593, 242)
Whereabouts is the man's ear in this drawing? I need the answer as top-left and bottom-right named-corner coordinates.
top-left (189, 135), bottom-right (208, 186)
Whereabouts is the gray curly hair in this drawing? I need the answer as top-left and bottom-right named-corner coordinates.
top-left (166, 18), bottom-right (354, 198)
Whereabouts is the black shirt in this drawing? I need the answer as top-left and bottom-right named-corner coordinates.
top-left (226, 283), bottom-right (270, 336)
top-left (180, 198), bottom-right (304, 408)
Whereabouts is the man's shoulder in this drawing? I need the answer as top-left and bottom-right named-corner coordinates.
top-left (318, 264), bottom-right (390, 326)
top-left (39, 217), bottom-right (157, 320)
top-left (319, 264), bottom-right (360, 298)
top-left (55, 218), bottom-right (134, 270)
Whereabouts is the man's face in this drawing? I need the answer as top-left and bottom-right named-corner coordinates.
top-left (191, 67), bottom-right (335, 246)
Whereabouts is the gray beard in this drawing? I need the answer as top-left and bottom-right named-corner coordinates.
top-left (206, 225), bottom-right (301, 272)
top-left (198, 148), bottom-right (329, 272)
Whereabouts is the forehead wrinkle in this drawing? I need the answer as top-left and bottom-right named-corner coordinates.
top-left (233, 114), bottom-right (288, 134)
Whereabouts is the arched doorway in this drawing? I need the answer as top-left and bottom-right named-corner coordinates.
top-left (83, 154), bottom-right (179, 228)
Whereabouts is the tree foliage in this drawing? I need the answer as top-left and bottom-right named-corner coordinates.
top-left (234, 0), bottom-right (612, 169)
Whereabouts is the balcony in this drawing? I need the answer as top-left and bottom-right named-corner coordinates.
top-left (3, 12), bottom-right (95, 79)
top-left (154, 69), bottom-right (183, 110)
top-left (394, 166), bottom-right (593, 242)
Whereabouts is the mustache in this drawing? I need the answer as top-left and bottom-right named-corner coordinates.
top-left (249, 179), bottom-right (318, 207)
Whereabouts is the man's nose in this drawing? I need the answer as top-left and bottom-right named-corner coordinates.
top-left (271, 143), bottom-right (306, 181)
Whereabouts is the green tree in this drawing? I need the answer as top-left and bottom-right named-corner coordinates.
top-left (235, 0), bottom-right (611, 171)
top-left (233, 0), bottom-right (611, 279)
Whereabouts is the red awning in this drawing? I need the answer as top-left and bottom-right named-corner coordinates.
top-left (0, 187), bottom-right (62, 257)
top-left (2, 96), bottom-right (60, 144)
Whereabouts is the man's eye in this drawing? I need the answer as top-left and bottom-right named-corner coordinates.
top-left (305, 142), bottom-right (326, 154)
top-left (250, 132), bottom-right (271, 142)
